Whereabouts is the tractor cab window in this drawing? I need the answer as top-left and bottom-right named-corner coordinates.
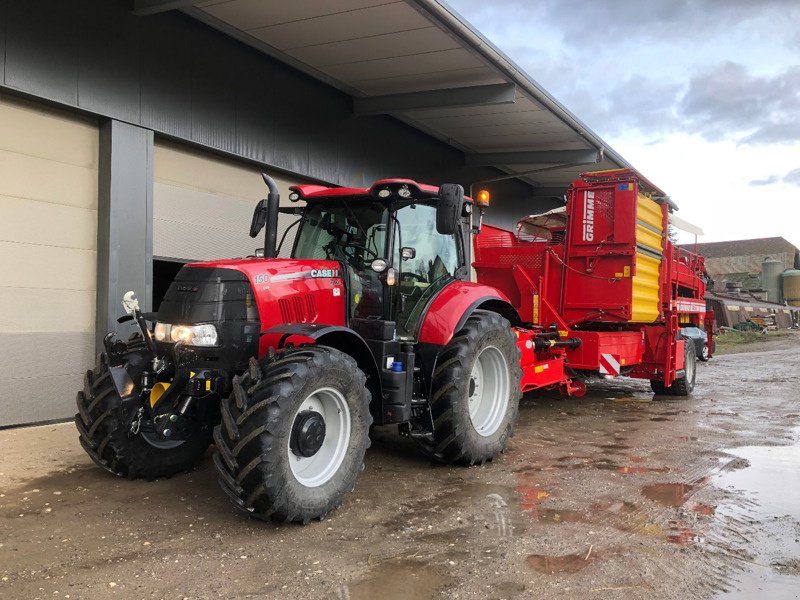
top-left (394, 203), bottom-right (460, 339)
top-left (294, 201), bottom-right (388, 319)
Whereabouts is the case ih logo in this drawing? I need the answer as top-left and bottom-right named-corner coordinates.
top-left (582, 191), bottom-right (595, 242)
top-left (311, 269), bottom-right (340, 278)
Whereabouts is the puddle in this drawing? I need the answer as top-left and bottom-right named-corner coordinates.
top-left (616, 466), bottom-right (670, 475)
top-left (515, 483), bottom-right (549, 513)
top-left (641, 483), bottom-right (694, 507)
top-left (347, 559), bottom-right (452, 600)
top-left (666, 526), bottom-right (705, 546)
top-left (534, 508), bottom-right (584, 523)
top-left (526, 548), bottom-right (604, 573)
top-left (713, 440), bottom-right (800, 598)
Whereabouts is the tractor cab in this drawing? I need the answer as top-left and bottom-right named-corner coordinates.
top-left (268, 179), bottom-right (478, 340)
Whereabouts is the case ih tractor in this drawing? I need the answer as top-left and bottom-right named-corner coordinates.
top-left (76, 169), bottom-right (712, 524)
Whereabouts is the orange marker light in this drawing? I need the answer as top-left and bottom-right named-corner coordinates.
top-left (476, 190), bottom-right (490, 206)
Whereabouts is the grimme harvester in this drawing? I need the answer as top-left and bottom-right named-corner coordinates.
top-left (76, 168), bottom-right (711, 523)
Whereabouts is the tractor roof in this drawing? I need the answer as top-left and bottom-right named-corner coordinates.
top-left (289, 179), bottom-right (470, 202)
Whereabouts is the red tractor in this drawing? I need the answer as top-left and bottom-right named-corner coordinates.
top-left (76, 169), bottom-right (711, 523)
top-left (76, 176), bottom-right (524, 523)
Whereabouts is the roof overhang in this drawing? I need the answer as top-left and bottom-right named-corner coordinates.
top-left (134, 0), bottom-right (634, 193)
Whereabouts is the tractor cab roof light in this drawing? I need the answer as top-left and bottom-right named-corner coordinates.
top-left (398, 185), bottom-right (411, 199)
top-left (377, 188), bottom-right (392, 198)
top-left (288, 191), bottom-right (301, 202)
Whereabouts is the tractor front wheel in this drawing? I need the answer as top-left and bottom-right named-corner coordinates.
top-left (213, 346), bottom-right (372, 523)
top-left (75, 344), bottom-right (213, 480)
top-left (417, 310), bottom-right (522, 465)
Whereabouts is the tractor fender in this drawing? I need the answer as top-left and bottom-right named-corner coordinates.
top-left (417, 281), bottom-right (520, 346)
top-left (260, 323), bottom-right (381, 410)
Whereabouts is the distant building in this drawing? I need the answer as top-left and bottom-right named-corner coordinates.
top-left (680, 237), bottom-right (800, 294)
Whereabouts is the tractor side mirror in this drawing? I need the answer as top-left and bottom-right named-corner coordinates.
top-left (249, 199), bottom-right (268, 238)
top-left (401, 247), bottom-right (416, 261)
top-left (436, 184), bottom-right (464, 235)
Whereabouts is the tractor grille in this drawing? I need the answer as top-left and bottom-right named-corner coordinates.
top-left (278, 294), bottom-right (317, 323)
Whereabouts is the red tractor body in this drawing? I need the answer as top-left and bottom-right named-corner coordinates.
top-left (76, 170), bottom-right (711, 523)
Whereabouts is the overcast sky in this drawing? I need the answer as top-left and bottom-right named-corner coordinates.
top-left (447, 0), bottom-right (800, 246)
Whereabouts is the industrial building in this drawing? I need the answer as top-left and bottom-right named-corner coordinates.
top-left (682, 237), bottom-right (800, 329)
top-left (0, 0), bottom-right (639, 426)
top-left (681, 237), bottom-right (800, 301)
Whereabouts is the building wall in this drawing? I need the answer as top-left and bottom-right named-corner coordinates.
top-left (0, 94), bottom-right (98, 425)
top-left (0, 0), bottom-right (535, 202)
top-left (0, 0), bottom-right (552, 425)
top-left (705, 252), bottom-right (795, 280)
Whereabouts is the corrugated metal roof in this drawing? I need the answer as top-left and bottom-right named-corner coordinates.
top-left (173, 0), bottom-right (632, 191)
top-left (680, 237), bottom-right (798, 259)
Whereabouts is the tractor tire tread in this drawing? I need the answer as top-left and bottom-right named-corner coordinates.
top-left (213, 345), bottom-right (372, 524)
top-left (416, 310), bottom-right (522, 465)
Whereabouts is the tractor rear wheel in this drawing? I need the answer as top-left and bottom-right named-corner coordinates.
top-left (650, 338), bottom-right (696, 397)
top-left (213, 346), bottom-right (372, 523)
top-left (75, 341), bottom-right (213, 480)
top-left (417, 310), bottom-right (522, 465)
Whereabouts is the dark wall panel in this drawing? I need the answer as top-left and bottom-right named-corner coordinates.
top-left (140, 16), bottom-right (193, 139)
top-left (77, 0), bottom-right (141, 123)
top-left (233, 46), bottom-right (275, 166)
top-left (190, 25), bottom-right (238, 153)
top-left (0, 0), bottom-right (533, 199)
top-left (4, 0), bottom-right (79, 105)
top-left (97, 120), bottom-right (154, 352)
top-left (0, 0), bottom-right (6, 84)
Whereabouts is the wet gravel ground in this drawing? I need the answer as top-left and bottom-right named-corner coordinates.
top-left (1, 332), bottom-right (799, 599)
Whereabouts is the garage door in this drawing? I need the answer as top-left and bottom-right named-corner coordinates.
top-left (0, 94), bottom-right (98, 426)
top-left (154, 141), bottom-right (308, 262)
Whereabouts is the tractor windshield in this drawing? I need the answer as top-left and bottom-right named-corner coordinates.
top-left (293, 200), bottom-right (389, 319)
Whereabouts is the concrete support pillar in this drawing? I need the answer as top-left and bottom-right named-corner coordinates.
top-left (96, 120), bottom-right (154, 352)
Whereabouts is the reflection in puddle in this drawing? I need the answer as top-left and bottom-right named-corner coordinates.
top-left (714, 441), bottom-right (800, 599)
top-left (641, 483), bottom-right (694, 507)
top-left (617, 466), bottom-right (670, 475)
top-left (667, 526), bottom-right (705, 546)
top-left (348, 559), bottom-right (452, 600)
top-left (534, 508), bottom-right (584, 523)
top-left (526, 549), bottom-right (602, 574)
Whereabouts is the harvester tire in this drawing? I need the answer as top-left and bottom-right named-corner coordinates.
top-left (417, 310), bottom-right (522, 465)
top-left (650, 338), bottom-right (696, 397)
top-left (213, 346), bottom-right (372, 524)
top-left (75, 340), bottom-right (213, 480)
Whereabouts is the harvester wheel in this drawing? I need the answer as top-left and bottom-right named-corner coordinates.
top-left (417, 310), bottom-right (522, 465)
top-left (650, 338), bottom-right (696, 397)
top-left (213, 346), bottom-right (372, 523)
top-left (75, 340), bottom-right (212, 480)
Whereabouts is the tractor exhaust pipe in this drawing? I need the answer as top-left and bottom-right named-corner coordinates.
top-left (261, 173), bottom-right (280, 259)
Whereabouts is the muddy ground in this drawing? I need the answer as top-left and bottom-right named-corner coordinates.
top-left (2, 332), bottom-right (799, 600)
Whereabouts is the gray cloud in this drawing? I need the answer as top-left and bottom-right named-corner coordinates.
top-left (680, 63), bottom-right (800, 145)
top-left (749, 175), bottom-right (780, 187)
top-left (449, 0), bottom-right (800, 146)
top-left (784, 168), bottom-right (800, 186)
top-left (451, 0), bottom-right (800, 47)
top-left (748, 169), bottom-right (800, 187)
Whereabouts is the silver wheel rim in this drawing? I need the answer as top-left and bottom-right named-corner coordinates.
top-left (701, 345), bottom-right (708, 360)
top-left (468, 346), bottom-right (510, 437)
top-left (686, 350), bottom-right (696, 381)
top-left (288, 387), bottom-right (351, 488)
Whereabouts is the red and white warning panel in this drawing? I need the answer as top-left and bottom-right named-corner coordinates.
top-left (599, 353), bottom-right (621, 376)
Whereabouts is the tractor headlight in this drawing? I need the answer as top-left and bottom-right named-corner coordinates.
top-left (154, 323), bottom-right (218, 347)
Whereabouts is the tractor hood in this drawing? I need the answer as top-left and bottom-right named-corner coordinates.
top-left (162, 257), bottom-right (347, 334)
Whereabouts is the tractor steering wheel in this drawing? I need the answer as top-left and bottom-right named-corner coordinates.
top-left (400, 271), bottom-right (426, 284)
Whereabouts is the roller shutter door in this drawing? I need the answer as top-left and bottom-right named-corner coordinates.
top-left (154, 141), bottom-right (307, 262)
top-left (0, 94), bottom-right (98, 426)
